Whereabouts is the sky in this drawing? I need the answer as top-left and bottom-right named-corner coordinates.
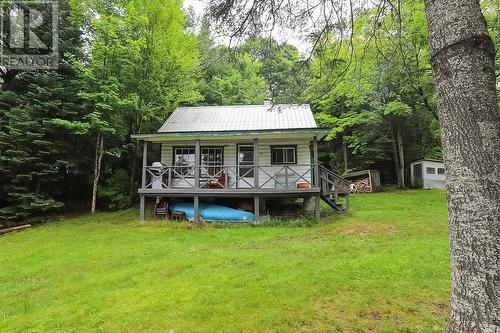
top-left (182, 0), bottom-right (311, 53)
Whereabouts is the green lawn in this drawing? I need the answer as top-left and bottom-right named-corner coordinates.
top-left (0, 190), bottom-right (451, 332)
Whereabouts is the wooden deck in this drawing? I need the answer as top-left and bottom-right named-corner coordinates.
top-left (138, 187), bottom-right (321, 197)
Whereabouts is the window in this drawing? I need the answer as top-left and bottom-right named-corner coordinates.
top-left (426, 167), bottom-right (436, 175)
top-left (201, 147), bottom-right (223, 176)
top-left (438, 168), bottom-right (445, 175)
top-left (271, 146), bottom-right (297, 165)
top-left (174, 147), bottom-right (195, 175)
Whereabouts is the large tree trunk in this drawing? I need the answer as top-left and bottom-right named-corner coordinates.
top-left (91, 133), bottom-right (104, 214)
top-left (397, 129), bottom-right (405, 188)
top-left (391, 126), bottom-right (404, 188)
top-left (424, 1), bottom-right (500, 331)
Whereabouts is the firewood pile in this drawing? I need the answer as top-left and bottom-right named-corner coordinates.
top-left (351, 178), bottom-right (372, 193)
top-left (343, 170), bottom-right (382, 193)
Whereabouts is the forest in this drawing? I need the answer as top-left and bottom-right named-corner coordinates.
top-left (0, 0), bottom-right (499, 224)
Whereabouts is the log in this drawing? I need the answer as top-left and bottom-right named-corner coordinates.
top-left (0, 224), bottom-right (31, 235)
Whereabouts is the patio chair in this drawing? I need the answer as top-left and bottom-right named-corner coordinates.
top-left (154, 201), bottom-right (169, 220)
top-left (207, 172), bottom-right (226, 189)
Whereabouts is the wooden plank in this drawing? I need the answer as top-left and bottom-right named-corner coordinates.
top-left (0, 224), bottom-right (31, 235)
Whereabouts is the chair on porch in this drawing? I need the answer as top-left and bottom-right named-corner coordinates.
top-left (207, 172), bottom-right (226, 189)
top-left (154, 201), bottom-right (169, 220)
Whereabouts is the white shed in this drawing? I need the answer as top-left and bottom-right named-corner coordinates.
top-left (410, 159), bottom-right (446, 189)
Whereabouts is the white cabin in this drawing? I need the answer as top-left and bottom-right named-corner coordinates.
top-left (132, 103), bottom-right (350, 222)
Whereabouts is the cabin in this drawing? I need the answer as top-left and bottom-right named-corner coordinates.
top-left (131, 103), bottom-right (350, 223)
top-left (410, 159), bottom-right (446, 189)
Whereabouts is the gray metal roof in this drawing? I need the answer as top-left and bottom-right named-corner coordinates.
top-left (158, 104), bottom-right (317, 133)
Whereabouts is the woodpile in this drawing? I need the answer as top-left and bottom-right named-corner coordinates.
top-left (343, 170), bottom-right (382, 193)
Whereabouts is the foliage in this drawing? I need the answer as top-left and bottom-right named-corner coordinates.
top-left (0, 190), bottom-right (450, 332)
top-left (0, 1), bottom-right (87, 224)
top-left (305, 0), bottom-right (441, 178)
top-left (98, 169), bottom-right (132, 210)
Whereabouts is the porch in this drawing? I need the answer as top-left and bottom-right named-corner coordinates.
top-left (134, 132), bottom-right (349, 222)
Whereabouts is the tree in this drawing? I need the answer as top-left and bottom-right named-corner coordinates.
top-left (207, 0), bottom-right (500, 330)
top-left (0, 0), bottom-right (87, 224)
top-left (424, 0), bottom-right (500, 331)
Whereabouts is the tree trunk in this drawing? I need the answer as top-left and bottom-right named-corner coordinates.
top-left (424, 1), bottom-right (500, 331)
top-left (91, 133), bottom-right (104, 214)
top-left (397, 129), bottom-right (405, 188)
top-left (129, 141), bottom-right (138, 200)
top-left (391, 127), bottom-right (403, 188)
top-left (342, 141), bottom-right (349, 171)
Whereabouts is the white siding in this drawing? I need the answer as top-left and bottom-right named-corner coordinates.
top-left (158, 138), bottom-right (313, 189)
top-left (410, 160), bottom-right (446, 189)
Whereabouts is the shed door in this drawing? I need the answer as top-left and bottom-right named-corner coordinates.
top-left (413, 164), bottom-right (423, 188)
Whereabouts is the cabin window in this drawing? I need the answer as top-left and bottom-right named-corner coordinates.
top-left (271, 146), bottom-right (297, 165)
top-left (174, 147), bottom-right (195, 175)
top-left (201, 147), bottom-right (223, 176)
top-left (426, 167), bottom-right (436, 175)
top-left (438, 168), bottom-right (445, 175)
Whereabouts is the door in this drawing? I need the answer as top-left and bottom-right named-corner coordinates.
top-left (413, 163), bottom-right (423, 188)
top-left (237, 145), bottom-right (254, 188)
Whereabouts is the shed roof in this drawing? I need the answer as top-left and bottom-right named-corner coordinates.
top-left (158, 104), bottom-right (317, 133)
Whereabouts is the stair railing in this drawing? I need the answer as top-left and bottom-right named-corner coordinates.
top-left (318, 165), bottom-right (351, 211)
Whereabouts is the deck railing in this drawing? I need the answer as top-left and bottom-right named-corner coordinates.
top-left (144, 164), bottom-right (316, 190)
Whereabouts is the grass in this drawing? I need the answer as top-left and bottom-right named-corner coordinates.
top-left (0, 190), bottom-right (451, 332)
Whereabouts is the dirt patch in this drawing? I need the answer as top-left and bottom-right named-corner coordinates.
top-left (336, 223), bottom-right (398, 236)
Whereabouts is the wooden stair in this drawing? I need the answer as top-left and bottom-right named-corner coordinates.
top-left (318, 166), bottom-right (351, 213)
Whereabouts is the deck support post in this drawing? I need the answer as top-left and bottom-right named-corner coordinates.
top-left (194, 196), bottom-right (200, 223)
top-left (254, 196), bottom-right (260, 221)
top-left (140, 195), bottom-right (145, 223)
top-left (140, 140), bottom-right (148, 223)
top-left (315, 195), bottom-right (321, 220)
top-left (195, 139), bottom-right (200, 188)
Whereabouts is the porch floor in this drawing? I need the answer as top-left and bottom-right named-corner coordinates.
top-left (138, 187), bottom-right (321, 198)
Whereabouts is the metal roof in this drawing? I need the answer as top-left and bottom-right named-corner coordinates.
top-left (158, 104), bottom-right (317, 133)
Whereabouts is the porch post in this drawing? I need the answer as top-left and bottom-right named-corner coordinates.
top-left (140, 140), bottom-right (148, 223)
top-left (193, 139), bottom-right (201, 224)
top-left (194, 196), bottom-right (200, 223)
top-left (315, 196), bottom-right (321, 220)
top-left (140, 196), bottom-right (145, 223)
top-left (313, 136), bottom-right (321, 220)
top-left (253, 138), bottom-right (259, 188)
top-left (195, 139), bottom-right (200, 188)
top-left (142, 140), bottom-right (148, 189)
top-left (253, 138), bottom-right (260, 221)
top-left (313, 136), bottom-right (319, 187)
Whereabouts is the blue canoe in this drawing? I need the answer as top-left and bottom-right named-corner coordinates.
top-left (169, 203), bottom-right (255, 222)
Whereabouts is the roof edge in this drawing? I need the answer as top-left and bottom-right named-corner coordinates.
top-left (132, 127), bottom-right (330, 140)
